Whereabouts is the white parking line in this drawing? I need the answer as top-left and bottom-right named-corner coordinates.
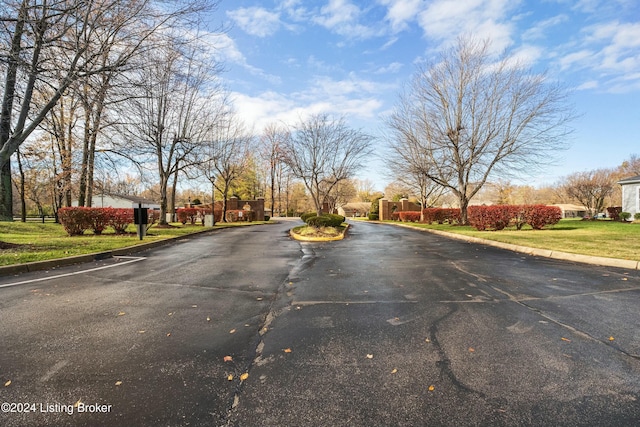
top-left (0, 256), bottom-right (146, 288)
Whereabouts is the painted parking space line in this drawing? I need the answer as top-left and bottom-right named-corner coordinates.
top-left (0, 256), bottom-right (146, 288)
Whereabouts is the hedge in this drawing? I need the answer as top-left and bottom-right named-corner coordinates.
top-left (176, 208), bottom-right (222, 224)
top-left (306, 214), bottom-right (345, 228)
top-left (422, 208), bottom-right (461, 224)
top-left (58, 207), bottom-right (146, 236)
top-left (468, 205), bottom-right (562, 231)
top-left (300, 212), bottom-right (317, 222)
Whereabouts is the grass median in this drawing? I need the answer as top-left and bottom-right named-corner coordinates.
top-left (381, 218), bottom-right (640, 262)
top-left (0, 221), bottom-right (270, 266)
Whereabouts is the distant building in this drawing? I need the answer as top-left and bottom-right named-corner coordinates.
top-left (338, 202), bottom-right (370, 217)
top-left (550, 204), bottom-right (588, 218)
top-left (74, 193), bottom-right (160, 210)
top-left (618, 175), bottom-right (640, 217)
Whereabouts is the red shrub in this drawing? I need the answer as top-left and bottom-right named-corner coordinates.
top-left (398, 211), bottom-right (421, 222)
top-left (58, 207), bottom-right (93, 236)
top-left (468, 205), bottom-right (516, 231)
top-left (390, 212), bottom-right (400, 221)
top-left (88, 208), bottom-right (109, 235)
top-left (107, 208), bottom-right (134, 234)
top-left (524, 205), bottom-right (562, 230)
top-left (606, 207), bottom-right (622, 221)
top-left (176, 208), bottom-right (202, 224)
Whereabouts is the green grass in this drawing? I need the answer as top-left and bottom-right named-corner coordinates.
top-left (384, 218), bottom-right (640, 261)
top-left (0, 221), bottom-right (270, 266)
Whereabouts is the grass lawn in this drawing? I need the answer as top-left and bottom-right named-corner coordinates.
top-left (384, 218), bottom-right (640, 262)
top-left (0, 221), bottom-right (270, 266)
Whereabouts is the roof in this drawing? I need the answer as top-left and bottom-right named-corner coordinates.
top-left (96, 193), bottom-right (159, 205)
top-left (340, 202), bottom-right (371, 210)
top-left (550, 204), bottom-right (588, 211)
top-left (618, 175), bottom-right (640, 185)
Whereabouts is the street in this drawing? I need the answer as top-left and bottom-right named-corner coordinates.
top-left (1, 219), bottom-right (640, 426)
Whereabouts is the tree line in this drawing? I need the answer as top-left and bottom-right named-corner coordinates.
top-left (3, 10), bottom-right (631, 226)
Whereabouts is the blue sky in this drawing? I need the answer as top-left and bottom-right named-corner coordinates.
top-left (208, 0), bottom-right (640, 190)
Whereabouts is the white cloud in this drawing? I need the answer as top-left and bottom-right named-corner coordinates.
top-left (378, 0), bottom-right (424, 33)
top-left (374, 61), bottom-right (404, 74)
top-left (227, 7), bottom-right (281, 37)
top-left (310, 0), bottom-right (379, 39)
top-left (522, 14), bottom-right (569, 41)
top-left (229, 75), bottom-right (388, 132)
top-left (204, 32), bottom-right (281, 84)
top-left (417, 0), bottom-right (518, 51)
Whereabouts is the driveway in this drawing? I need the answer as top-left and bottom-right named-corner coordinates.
top-left (1, 219), bottom-right (639, 426)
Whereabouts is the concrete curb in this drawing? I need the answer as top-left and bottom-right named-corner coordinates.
top-left (0, 227), bottom-right (220, 277)
top-left (372, 221), bottom-right (640, 271)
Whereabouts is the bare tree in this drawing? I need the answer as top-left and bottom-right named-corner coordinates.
top-left (386, 37), bottom-right (574, 224)
top-left (282, 114), bottom-right (374, 216)
top-left (199, 112), bottom-right (253, 222)
top-left (260, 123), bottom-right (289, 217)
top-left (561, 168), bottom-right (616, 216)
top-left (120, 36), bottom-right (223, 225)
top-left (0, 0), bottom-right (215, 220)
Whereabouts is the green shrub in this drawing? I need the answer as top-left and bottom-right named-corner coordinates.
top-left (300, 212), bottom-right (317, 222)
top-left (368, 213), bottom-right (379, 220)
top-left (635, 213), bottom-right (640, 220)
top-left (620, 212), bottom-right (632, 222)
top-left (304, 214), bottom-right (342, 228)
top-left (306, 216), bottom-right (332, 227)
top-left (324, 214), bottom-right (345, 226)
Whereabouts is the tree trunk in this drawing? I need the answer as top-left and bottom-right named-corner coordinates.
top-left (16, 149), bottom-right (26, 221)
top-left (0, 159), bottom-right (13, 221)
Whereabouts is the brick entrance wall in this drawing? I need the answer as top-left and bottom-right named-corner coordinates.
top-left (379, 198), bottom-right (421, 221)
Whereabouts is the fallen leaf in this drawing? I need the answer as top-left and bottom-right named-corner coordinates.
top-left (229, 329), bottom-right (236, 334)
top-left (561, 337), bottom-right (571, 342)
top-left (391, 368), bottom-right (398, 374)
top-left (206, 316), bottom-right (211, 322)
top-left (4, 380), bottom-right (11, 387)
top-left (468, 347), bottom-right (475, 352)
top-left (118, 311), bottom-right (126, 316)
top-left (609, 336), bottom-right (615, 341)
top-left (227, 374), bottom-right (234, 381)
top-left (622, 278), bottom-right (628, 281)
top-left (168, 312), bottom-right (174, 316)
top-left (138, 330), bottom-right (146, 334)
top-left (166, 332), bottom-right (171, 337)
top-left (192, 305), bottom-right (198, 308)
top-left (74, 400), bottom-right (82, 408)
top-left (283, 348), bottom-right (292, 353)
top-left (428, 385), bottom-right (435, 391)
top-left (425, 338), bottom-right (431, 343)
top-left (223, 356), bottom-right (233, 362)
top-left (366, 354), bottom-right (374, 359)
top-left (240, 373), bottom-right (249, 381)
top-left (115, 381), bottom-right (122, 386)
top-left (256, 297), bottom-right (263, 301)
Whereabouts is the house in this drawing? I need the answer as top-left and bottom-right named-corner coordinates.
top-left (75, 193), bottom-right (160, 210)
top-left (550, 204), bottom-right (588, 218)
top-left (338, 202), bottom-right (370, 218)
top-left (618, 175), bottom-right (640, 217)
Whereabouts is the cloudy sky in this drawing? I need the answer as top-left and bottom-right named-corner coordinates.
top-left (209, 0), bottom-right (640, 189)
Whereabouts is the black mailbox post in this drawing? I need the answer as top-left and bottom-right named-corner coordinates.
top-left (134, 203), bottom-right (148, 240)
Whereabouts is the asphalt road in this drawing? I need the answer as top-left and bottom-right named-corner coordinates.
top-left (1, 219), bottom-right (639, 427)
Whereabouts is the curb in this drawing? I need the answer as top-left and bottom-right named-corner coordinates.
top-left (372, 221), bottom-right (640, 271)
top-left (0, 227), bottom-right (220, 277)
